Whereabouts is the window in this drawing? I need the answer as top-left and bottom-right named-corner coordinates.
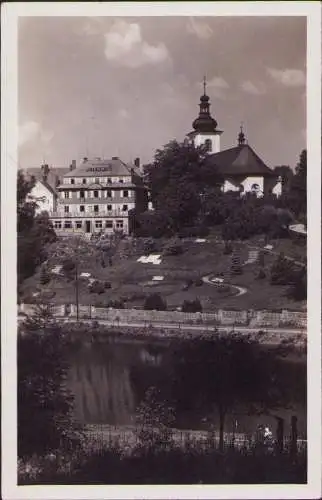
top-left (71, 178), bottom-right (75, 185)
top-left (80, 189), bottom-right (85, 199)
top-left (107, 204), bottom-right (112, 211)
top-left (205, 139), bottom-right (212, 152)
top-left (80, 205), bottom-right (85, 212)
top-left (107, 178), bottom-right (112, 184)
top-left (105, 221), bottom-right (113, 228)
top-left (94, 190), bottom-right (99, 198)
top-left (75, 221), bottom-right (82, 229)
top-left (122, 204), bottom-right (128, 211)
top-left (82, 178), bottom-right (86, 184)
top-left (95, 220), bottom-right (103, 229)
top-left (95, 178), bottom-right (99, 184)
top-left (123, 190), bottom-right (129, 198)
top-left (116, 220), bottom-right (123, 229)
top-left (64, 191), bottom-right (70, 199)
top-left (106, 190), bottom-right (112, 197)
top-left (119, 179), bottom-right (124, 184)
top-left (64, 221), bottom-right (72, 229)
top-left (54, 221), bottom-right (62, 229)
top-left (64, 206), bottom-right (69, 213)
top-left (251, 183), bottom-right (260, 192)
top-left (94, 205), bottom-right (99, 213)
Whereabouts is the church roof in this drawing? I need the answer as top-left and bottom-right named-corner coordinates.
top-left (63, 157), bottom-right (134, 178)
top-left (206, 144), bottom-right (276, 177)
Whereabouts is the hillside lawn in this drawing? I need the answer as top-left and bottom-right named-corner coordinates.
top-left (20, 233), bottom-right (307, 312)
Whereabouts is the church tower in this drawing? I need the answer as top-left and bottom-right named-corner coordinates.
top-left (186, 76), bottom-right (223, 154)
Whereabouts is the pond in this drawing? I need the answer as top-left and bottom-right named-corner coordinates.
top-left (67, 337), bottom-right (307, 439)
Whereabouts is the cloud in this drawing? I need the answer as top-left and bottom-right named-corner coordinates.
top-left (267, 68), bottom-right (306, 87)
top-left (104, 20), bottom-right (170, 68)
top-left (187, 17), bottom-right (213, 40)
top-left (19, 121), bottom-right (40, 146)
top-left (118, 108), bottom-right (130, 120)
top-left (241, 80), bottom-right (266, 95)
top-left (19, 121), bottom-right (53, 147)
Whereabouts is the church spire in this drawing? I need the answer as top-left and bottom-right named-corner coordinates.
top-left (192, 76), bottom-right (218, 132)
top-left (238, 122), bottom-right (246, 146)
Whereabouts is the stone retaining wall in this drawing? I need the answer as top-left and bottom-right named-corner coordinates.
top-left (18, 303), bottom-right (307, 329)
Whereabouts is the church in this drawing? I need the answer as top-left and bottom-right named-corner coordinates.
top-left (186, 78), bottom-right (282, 198)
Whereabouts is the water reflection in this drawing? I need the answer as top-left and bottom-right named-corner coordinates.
top-left (67, 338), bottom-right (306, 438)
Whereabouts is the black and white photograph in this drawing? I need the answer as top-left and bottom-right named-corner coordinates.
top-left (2, 2), bottom-right (321, 499)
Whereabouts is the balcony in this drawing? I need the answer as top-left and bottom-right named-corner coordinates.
top-left (48, 210), bottom-right (129, 218)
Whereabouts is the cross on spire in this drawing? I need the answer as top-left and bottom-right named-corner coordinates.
top-left (203, 75), bottom-right (207, 95)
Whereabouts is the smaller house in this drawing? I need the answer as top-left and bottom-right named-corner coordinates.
top-left (28, 178), bottom-right (57, 215)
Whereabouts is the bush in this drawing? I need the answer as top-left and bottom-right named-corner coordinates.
top-left (39, 266), bottom-right (51, 285)
top-left (270, 254), bottom-right (294, 285)
top-left (107, 299), bottom-right (124, 309)
top-left (256, 268), bottom-right (266, 280)
top-left (144, 293), bottom-right (167, 311)
top-left (194, 278), bottom-right (203, 287)
top-left (104, 281), bottom-right (112, 289)
top-left (178, 226), bottom-right (209, 238)
top-left (62, 258), bottom-right (76, 273)
top-left (143, 237), bottom-right (157, 255)
top-left (182, 278), bottom-right (193, 291)
top-left (231, 251), bottom-right (243, 275)
top-left (162, 238), bottom-right (184, 256)
top-left (223, 241), bottom-right (233, 255)
top-left (89, 280), bottom-right (105, 294)
top-left (181, 298), bottom-right (202, 313)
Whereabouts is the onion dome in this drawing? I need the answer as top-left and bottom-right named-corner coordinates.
top-left (192, 76), bottom-right (218, 132)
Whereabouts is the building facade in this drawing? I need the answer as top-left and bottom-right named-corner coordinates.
top-left (49, 157), bottom-right (147, 235)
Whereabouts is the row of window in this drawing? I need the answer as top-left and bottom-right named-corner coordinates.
top-left (63, 204), bottom-right (129, 213)
top-left (63, 177), bottom-right (131, 185)
top-left (63, 189), bottom-right (130, 199)
top-left (54, 220), bottom-right (124, 229)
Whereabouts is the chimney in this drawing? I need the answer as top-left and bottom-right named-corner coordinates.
top-left (134, 157), bottom-right (140, 168)
top-left (69, 159), bottom-right (76, 171)
top-left (41, 163), bottom-right (49, 182)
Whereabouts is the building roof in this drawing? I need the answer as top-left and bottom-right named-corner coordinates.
top-left (63, 157), bottom-right (135, 178)
top-left (37, 179), bottom-right (58, 197)
top-left (25, 167), bottom-right (69, 191)
top-left (206, 144), bottom-right (276, 177)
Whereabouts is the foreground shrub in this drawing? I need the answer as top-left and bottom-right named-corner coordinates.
top-left (162, 237), bottom-right (184, 256)
top-left (89, 280), bottom-right (105, 294)
top-left (144, 293), bottom-right (167, 311)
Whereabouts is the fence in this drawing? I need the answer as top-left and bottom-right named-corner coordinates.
top-left (18, 303), bottom-right (307, 330)
top-left (81, 424), bottom-right (307, 456)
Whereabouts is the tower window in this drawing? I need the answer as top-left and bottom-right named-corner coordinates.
top-left (205, 139), bottom-right (212, 152)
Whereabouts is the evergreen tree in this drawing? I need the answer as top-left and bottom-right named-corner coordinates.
top-left (231, 250), bottom-right (243, 275)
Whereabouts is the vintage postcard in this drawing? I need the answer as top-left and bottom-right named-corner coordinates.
top-left (1, 1), bottom-right (321, 499)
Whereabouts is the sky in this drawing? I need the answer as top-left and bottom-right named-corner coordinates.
top-left (18, 15), bottom-right (306, 170)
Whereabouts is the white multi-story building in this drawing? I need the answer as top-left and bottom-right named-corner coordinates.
top-left (49, 156), bottom-right (147, 235)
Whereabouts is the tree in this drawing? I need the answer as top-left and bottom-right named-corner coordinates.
top-left (270, 253), bottom-right (294, 285)
top-left (182, 298), bottom-right (202, 313)
top-left (273, 165), bottom-right (294, 190)
top-left (18, 307), bottom-right (82, 458)
top-left (171, 334), bottom-right (290, 452)
top-left (145, 140), bottom-right (223, 231)
top-left (231, 249), bottom-right (243, 275)
top-left (17, 171), bottom-right (57, 285)
top-left (144, 293), bottom-right (167, 311)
